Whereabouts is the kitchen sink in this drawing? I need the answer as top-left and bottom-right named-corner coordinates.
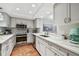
top-left (40, 35), bottom-right (49, 37)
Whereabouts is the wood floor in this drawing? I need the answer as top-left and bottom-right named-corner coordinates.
top-left (11, 43), bottom-right (40, 56)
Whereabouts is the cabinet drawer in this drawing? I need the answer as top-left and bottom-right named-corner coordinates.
top-left (38, 37), bottom-right (48, 46)
top-left (67, 51), bottom-right (79, 56)
top-left (36, 37), bottom-right (47, 45)
top-left (47, 41), bottom-right (67, 56)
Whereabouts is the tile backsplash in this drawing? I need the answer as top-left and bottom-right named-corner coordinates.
top-left (57, 23), bottom-right (79, 35)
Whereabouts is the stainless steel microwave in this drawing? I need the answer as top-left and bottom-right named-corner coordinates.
top-left (16, 24), bottom-right (27, 29)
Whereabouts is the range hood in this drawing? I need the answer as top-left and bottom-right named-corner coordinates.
top-left (0, 7), bottom-right (11, 27)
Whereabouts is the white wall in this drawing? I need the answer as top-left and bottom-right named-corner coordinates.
top-left (11, 17), bottom-right (34, 28)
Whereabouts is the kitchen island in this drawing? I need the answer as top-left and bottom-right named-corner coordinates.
top-left (0, 34), bottom-right (16, 56)
top-left (33, 33), bottom-right (79, 56)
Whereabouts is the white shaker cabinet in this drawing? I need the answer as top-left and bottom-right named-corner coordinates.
top-left (36, 37), bottom-right (46, 56)
top-left (71, 3), bottom-right (79, 23)
top-left (35, 36), bottom-right (79, 56)
top-left (1, 41), bottom-right (9, 56)
top-left (1, 35), bottom-right (16, 56)
top-left (35, 18), bottom-right (41, 28)
top-left (54, 3), bottom-right (68, 25)
top-left (54, 3), bottom-right (79, 25)
top-left (11, 18), bottom-right (16, 27)
top-left (36, 37), bottom-right (41, 53)
top-left (34, 18), bottom-right (43, 32)
top-left (39, 42), bottom-right (46, 56)
top-left (27, 33), bottom-right (34, 44)
top-left (54, 3), bottom-right (71, 25)
top-left (45, 47), bottom-right (56, 56)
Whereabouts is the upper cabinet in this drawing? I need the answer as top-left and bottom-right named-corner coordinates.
top-left (71, 3), bottom-right (79, 23)
top-left (0, 12), bottom-right (11, 27)
top-left (34, 18), bottom-right (42, 28)
top-left (34, 18), bottom-right (43, 32)
top-left (54, 3), bottom-right (79, 25)
top-left (11, 18), bottom-right (16, 27)
top-left (54, 3), bottom-right (70, 25)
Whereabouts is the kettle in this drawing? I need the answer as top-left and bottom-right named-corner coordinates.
top-left (69, 28), bottom-right (79, 44)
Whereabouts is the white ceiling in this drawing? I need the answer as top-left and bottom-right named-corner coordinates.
top-left (0, 3), bottom-right (54, 20)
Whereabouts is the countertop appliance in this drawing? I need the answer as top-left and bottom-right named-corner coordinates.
top-left (4, 29), bottom-right (12, 35)
top-left (69, 27), bottom-right (79, 44)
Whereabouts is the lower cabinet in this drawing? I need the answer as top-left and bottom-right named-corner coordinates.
top-left (36, 37), bottom-right (63, 56)
top-left (27, 33), bottom-right (34, 44)
top-left (39, 42), bottom-right (46, 56)
top-left (1, 41), bottom-right (9, 56)
top-left (1, 35), bottom-right (16, 56)
top-left (36, 36), bottom-right (79, 56)
top-left (45, 47), bottom-right (56, 56)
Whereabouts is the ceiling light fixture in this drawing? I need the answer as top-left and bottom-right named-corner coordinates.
top-left (32, 4), bottom-right (36, 7)
top-left (49, 15), bottom-right (53, 19)
top-left (16, 8), bottom-right (20, 10)
top-left (40, 16), bottom-right (43, 18)
top-left (46, 11), bottom-right (50, 14)
top-left (29, 11), bottom-right (32, 14)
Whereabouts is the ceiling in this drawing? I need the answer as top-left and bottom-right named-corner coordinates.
top-left (0, 3), bottom-right (54, 20)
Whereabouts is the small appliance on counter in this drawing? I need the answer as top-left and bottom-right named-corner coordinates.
top-left (0, 28), bottom-right (12, 35)
top-left (69, 27), bottom-right (79, 44)
top-left (4, 29), bottom-right (12, 35)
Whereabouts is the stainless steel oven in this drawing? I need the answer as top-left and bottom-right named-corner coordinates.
top-left (16, 24), bottom-right (27, 43)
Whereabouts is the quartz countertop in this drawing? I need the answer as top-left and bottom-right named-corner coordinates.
top-left (0, 34), bottom-right (15, 44)
top-left (33, 33), bottom-right (79, 55)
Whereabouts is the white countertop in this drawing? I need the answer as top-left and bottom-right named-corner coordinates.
top-left (33, 33), bottom-right (79, 55)
top-left (0, 34), bottom-right (15, 44)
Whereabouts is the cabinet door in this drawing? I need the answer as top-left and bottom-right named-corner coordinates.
top-left (39, 42), bottom-right (46, 56)
top-left (35, 18), bottom-right (43, 32)
top-left (1, 44), bottom-right (7, 56)
top-left (1, 41), bottom-right (9, 56)
top-left (27, 34), bottom-right (34, 43)
top-left (9, 36), bottom-right (16, 55)
top-left (71, 3), bottom-right (79, 23)
top-left (54, 3), bottom-right (68, 25)
top-left (11, 18), bottom-right (16, 27)
top-left (36, 37), bottom-right (40, 52)
top-left (46, 47), bottom-right (57, 56)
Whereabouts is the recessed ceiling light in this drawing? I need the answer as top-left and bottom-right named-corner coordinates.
top-left (32, 4), bottom-right (36, 7)
top-left (29, 11), bottom-right (32, 14)
top-left (40, 16), bottom-right (43, 18)
top-left (46, 11), bottom-right (50, 14)
top-left (49, 15), bottom-right (53, 19)
top-left (16, 8), bottom-right (20, 10)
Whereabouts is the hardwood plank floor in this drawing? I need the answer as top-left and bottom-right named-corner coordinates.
top-left (11, 43), bottom-right (40, 56)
